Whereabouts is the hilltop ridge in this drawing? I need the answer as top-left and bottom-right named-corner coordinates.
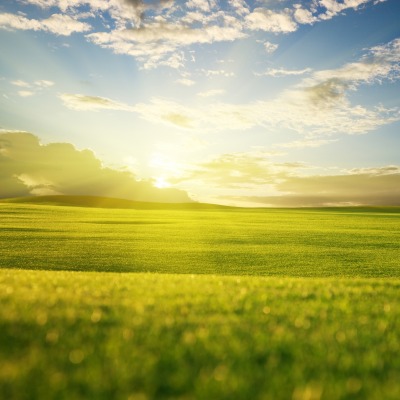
top-left (0, 195), bottom-right (235, 210)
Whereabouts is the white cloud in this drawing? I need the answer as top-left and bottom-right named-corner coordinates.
top-left (87, 19), bottom-right (246, 69)
top-left (12, 0), bottom-right (387, 71)
top-left (42, 13), bottom-right (92, 35)
top-left (264, 41), bottom-right (278, 53)
top-left (187, 0), bottom-right (212, 13)
top-left (245, 8), bottom-right (297, 33)
top-left (318, 0), bottom-right (372, 20)
top-left (229, 0), bottom-right (250, 16)
top-left (18, 91), bottom-right (35, 97)
top-left (21, 0), bottom-right (123, 13)
top-left (293, 5), bottom-right (317, 24)
top-left (0, 12), bottom-right (91, 36)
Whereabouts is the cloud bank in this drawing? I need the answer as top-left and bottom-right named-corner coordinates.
top-left (4, 0), bottom-right (385, 69)
top-left (122, 38), bottom-right (400, 135)
top-left (0, 12), bottom-right (91, 36)
top-left (172, 151), bottom-right (400, 207)
top-left (0, 131), bottom-right (192, 203)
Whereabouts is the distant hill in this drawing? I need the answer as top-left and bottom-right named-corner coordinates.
top-left (1, 195), bottom-right (400, 213)
top-left (0, 195), bottom-right (235, 210)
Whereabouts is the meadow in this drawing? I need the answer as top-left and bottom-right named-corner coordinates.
top-left (0, 197), bottom-right (399, 399)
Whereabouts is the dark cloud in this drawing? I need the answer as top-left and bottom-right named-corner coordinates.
top-left (0, 131), bottom-right (192, 203)
top-left (306, 78), bottom-right (349, 107)
top-left (117, 0), bottom-right (174, 25)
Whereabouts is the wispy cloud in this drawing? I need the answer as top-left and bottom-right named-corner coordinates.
top-left (132, 98), bottom-right (197, 129)
top-left (256, 67), bottom-right (313, 77)
top-left (128, 87), bottom-right (398, 136)
top-left (11, 80), bottom-right (30, 87)
top-left (172, 38), bottom-right (400, 132)
top-left (176, 78), bottom-right (196, 86)
top-left (0, 12), bottom-right (91, 36)
top-left (18, 90), bottom-right (35, 97)
top-left (34, 80), bottom-right (55, 88)
top-left (10, 78), bottom-right (55, 98)
top-left (170, 150), bottom-right (292, 189)
top-left (11, 79), bottom-right (55, 88)
top-left (197, 89), bottom-right (225, 97)
top-left (59, 93), bottom-right (134, 112)
top-left (346, 165), bottom-right (400, 175)
top-left (60, 36), bottom-right (400, 136)
top-left (199, 69), bottom-right (235, 77)
top-left (276, 138), bottom-right (339, 149)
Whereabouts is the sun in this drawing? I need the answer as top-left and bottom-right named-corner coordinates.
top-left (153, 176), bottom-right (171, 189)
top-left (150, 153), bottom-right (183, 189)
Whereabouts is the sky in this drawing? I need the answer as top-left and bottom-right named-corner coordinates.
top-left (0, 0), bottom-right (399, 206)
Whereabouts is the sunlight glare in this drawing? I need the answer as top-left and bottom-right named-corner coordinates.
top-left (154, 176), bottom-right (171, 188)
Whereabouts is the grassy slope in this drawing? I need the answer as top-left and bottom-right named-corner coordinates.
top-left (0, 199), bottom-right (399, 399)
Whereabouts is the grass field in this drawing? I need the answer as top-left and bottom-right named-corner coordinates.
top-left (0, 197), bottom-right (399, 399)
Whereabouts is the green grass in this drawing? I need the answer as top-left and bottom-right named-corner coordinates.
top-left (0, 198), bottom-right (399, 399)
top-left (0, 200), bottom-right (399, 277)
top-left (1, 270), bottom-right (399, 400)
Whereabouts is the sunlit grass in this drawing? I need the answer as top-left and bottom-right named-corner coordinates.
top-left (0, 202), bottom-right (399, 277)
top-left (0, 200), bottom-right (399, 399)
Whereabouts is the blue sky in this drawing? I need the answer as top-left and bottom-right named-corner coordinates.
top-left (0, 0), bottom-right (399, 206)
